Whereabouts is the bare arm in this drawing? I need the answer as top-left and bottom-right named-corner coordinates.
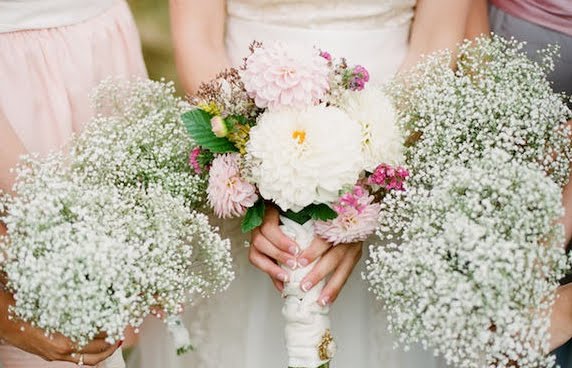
top-left (464, 0), bottom-right (490, 39)
top-left (550, 284), bottom-right (572, 351)
top-left (399, 0), bottom-right (473, 72)
top-left (169, 0), bottom-right (230, 94)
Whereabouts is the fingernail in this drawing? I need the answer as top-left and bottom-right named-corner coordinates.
top-left (286, 259), bottom-right (297, 269)
top-left (298, 258), bottom-right (309, 267)
top-left (278, 273), bottom-right (289, 282)
top-left (301, 281), bottom-right (313, 292)
top-left (288, 245), bottom-right (300, 256)
top-left (319, 296), bottom-right (330, 307)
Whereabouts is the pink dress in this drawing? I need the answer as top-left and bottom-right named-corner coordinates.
top-left (0, 0), bottom-right (147, 366)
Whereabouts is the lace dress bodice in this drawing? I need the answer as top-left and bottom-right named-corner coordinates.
top-left (227, 0), bottom-right (416, 29)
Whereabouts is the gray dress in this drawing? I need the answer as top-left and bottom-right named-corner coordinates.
top-left (489, 4), bottom-right (572, 105)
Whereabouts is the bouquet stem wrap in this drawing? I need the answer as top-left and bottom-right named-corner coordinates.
top-left (96, 348), bottom-right (125, 368)
top-left (280, 217), bottom-right (334, 368)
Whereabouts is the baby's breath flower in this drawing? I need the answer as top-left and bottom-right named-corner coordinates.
top-left (0, 79), bottom-right (234, 350)
top-left (368, 151), bottom-right (568, 368)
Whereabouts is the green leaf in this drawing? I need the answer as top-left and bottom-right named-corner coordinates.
top-left (308, 203), bottom-right (338, 221)
top-left (283, 204), bottom-right (338, 225)
top-left (283, 208), bottom-right (312, 225)
top-left (181, 109), bottom-right (238, 153)
top-left (241, 199), bottom-right (265, 233)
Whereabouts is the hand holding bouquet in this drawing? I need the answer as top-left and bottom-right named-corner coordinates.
top-left (184, 42), bottom-right (406, 368)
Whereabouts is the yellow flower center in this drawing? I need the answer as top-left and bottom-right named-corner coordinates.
top-left (292, 130), bottom-right (306, 145)
top-left (226, 177), bottom-right (238, 188)
top-left (280, 66), bottom-right (297, 77)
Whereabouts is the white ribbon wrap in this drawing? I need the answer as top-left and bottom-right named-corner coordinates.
top-left (96, 348), bottom-right (125, 368)
top-left (280, 216), bottom-right (333, 368)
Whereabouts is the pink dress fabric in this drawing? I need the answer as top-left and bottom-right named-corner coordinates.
top-left (0, 0), bottom-right (147, 156)
top-left (491, 0), bottom-right (572, 36)
top-left (0, 1), bottom-right (146, 367)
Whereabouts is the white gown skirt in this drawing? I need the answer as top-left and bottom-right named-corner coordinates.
top-left (129, 18), bottom-right (449, 368)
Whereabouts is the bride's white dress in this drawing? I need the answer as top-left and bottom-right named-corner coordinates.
top-left (129, 1), bottom-right (449, 367)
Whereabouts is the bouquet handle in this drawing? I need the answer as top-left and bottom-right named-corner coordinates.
top-left (280, 216), bottom-right (335, 368)
top-left (96, 348), bottom-right (125, 368)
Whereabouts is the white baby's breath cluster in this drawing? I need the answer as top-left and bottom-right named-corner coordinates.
top-left (0, 79), bottom-right (234, 349)
top-left (367, 36), bottom-right (571, 368)
top-left (73, 79), bottom-right (207, 206)
top-left (390, 36), bottom-right (571, 190)
top-left (368, 151), bottom-right (567, 367)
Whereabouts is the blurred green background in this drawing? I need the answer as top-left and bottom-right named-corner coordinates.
top-left (128, 0), bottom-right (182, 93)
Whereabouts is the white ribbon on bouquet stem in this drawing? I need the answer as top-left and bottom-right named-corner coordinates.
top-left (280, 216), bottom-right (335, 368)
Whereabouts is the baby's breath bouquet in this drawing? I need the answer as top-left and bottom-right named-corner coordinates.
top-left (0, 80), bottom-right (234, 367)
top-left (366, 36), bottom-right (572, 368)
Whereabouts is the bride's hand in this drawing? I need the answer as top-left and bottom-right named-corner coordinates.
top-left (0, 289), bottom-right (120, 364)
top-left (250, 207), bottom-right (300, 292)
top-left (298, 240), bottom-right (362, 307)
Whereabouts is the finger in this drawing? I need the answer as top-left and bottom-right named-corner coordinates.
top-left (252, 230), bottom-right (297, 269)
top-left (297, 237), bottom-right (333, 268)
top-left (318, 244), bottom-right (362, 306)
top-left (259, 207), bottom-right (299, 254)
top-left (299, 245), bottom-right (350, 293)
top-left (270, 276), bottom-right (284, 293)
top-left (79, 338), bottom-right (114, 355)
top-left (93, 332), bottom-right (108, 339)
top-left (82, 344), bottom-right (120, 366)
top-left (248, 246), bottom-right (289, 283)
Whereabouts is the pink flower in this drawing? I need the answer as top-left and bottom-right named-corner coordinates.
top-left (189, 147), bottom-right (203, 175)
top-left (345, 65), bottom-right (370, 91)
top-left (207, 153), bottom-right (258, 218)
top-left (319, 50), bottom-right (332, 62)
top-left (314, 186), bottom-right (381, 245)
top-left (210, 116), bottom-right (228, 138)
top-left (241, 43), bottom-right (330, 110)
top-left (369, 163), bottom-right (409, 191)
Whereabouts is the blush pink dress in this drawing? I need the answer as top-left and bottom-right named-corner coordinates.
top-left (0, 0), bottom-right (147, 366)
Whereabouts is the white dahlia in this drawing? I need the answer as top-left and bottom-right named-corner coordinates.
top-left (247, 105), bottom-right (363, 212)
top-left (241, 42), bottom-right (330, 110)
top-left (340, 87), bottom-right (403, 171)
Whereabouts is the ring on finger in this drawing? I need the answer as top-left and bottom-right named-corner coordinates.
top-left (77, 353), bottom-right (84, 367)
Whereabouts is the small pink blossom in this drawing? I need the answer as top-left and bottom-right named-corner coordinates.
top-left (241, 43), bottom-right (330, 110)
top-left (210, 116), bottom-right (228, 138)
top-left (314, 186), bottom-right (381, 245)
top-left (189, 147), bottom-right (203, 174)
top-left (369, 163), bottom-right (409, 191)
top-left (319, 50), bottom-right (332, 62)
top-left (207, 153), bottom-right (258, 218)
top-left (346, 65), bottom-right (370, 91)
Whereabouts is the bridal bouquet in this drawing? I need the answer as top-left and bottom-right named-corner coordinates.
top-left (366, 36), bottom-right (572, 368)
top-left (184, 42), bottom-right (406, 368)
top-left (0, 80), bottom-right (234, 367)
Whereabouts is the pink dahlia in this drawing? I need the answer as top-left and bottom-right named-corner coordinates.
top-left (241, 43), bottom-right (330, 110)
top-left (207, 153), bottom-right (258, 218)
top-left (314, 186), bottom-right (381, 245)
